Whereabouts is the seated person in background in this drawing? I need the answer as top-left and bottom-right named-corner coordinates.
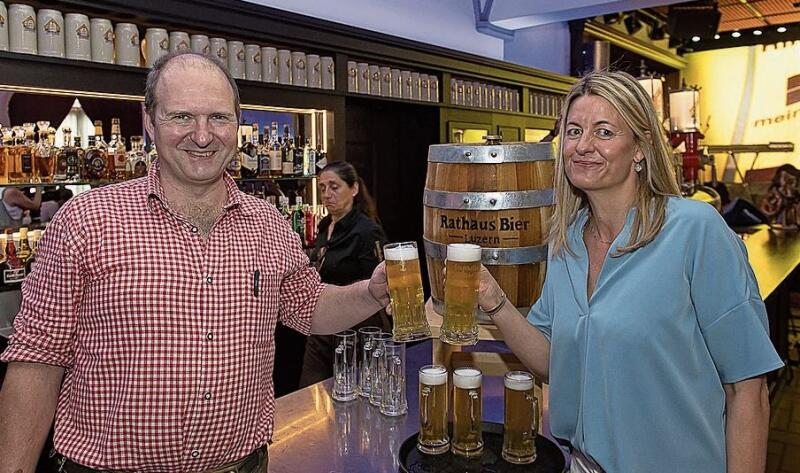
top-left (0, 187), bottom-right (41, 228)
top-left (760, 164), bottom-right (800, 226)
top-left (299, 161), bottom-right (388, 388)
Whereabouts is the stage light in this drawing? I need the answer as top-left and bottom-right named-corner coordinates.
top-left (777, 26), bottom-right (787, 33)
top-left (753, 30), bottom-right (762, 36)
top-left (603, 13), bottom-right (622, 25)
top-left (624, 13), bottom-right (642, 35)
top-left (648, 24), bottom-right (666, 40)
top-left (732, 31), bottom-right (741, 38)
top-left (691, 36), bottom-right (700, 42)
top-left (714, 34), bottom-right (720, 39)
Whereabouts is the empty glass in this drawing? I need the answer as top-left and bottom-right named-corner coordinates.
top-left (332, 329), bottom-right (357, 402)
top-left (379, 341), bottom-right (407, 416)
top-left (357, 326), bottom-right (382, 397)
top-left (368, 333), bottom-right (393, 407)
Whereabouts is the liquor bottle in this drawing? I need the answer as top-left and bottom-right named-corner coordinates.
top-left (291, 196), bottom-right (305, 241)
top-left (293, 135), bottom-right (305, 176)
top-left (269, 122), bottom-right (282, 178)
top-left (240, 124), bottom-right (259, 179)
top-left (227, 147), bottom-right (242, 179)
top-left (108, 118), bottom-right (128, 180)
top-left (17, 227), bottom-right (32, 274)
top-left (257, 129), bottom-right (270, 178)
top-left (83, 135), bottom-right (109, 181)
top-left (0, 127), bottom-right (13, 184)
top-left (3, 230), bottom-right (25, 286)
top-left (281, 125), bottom-right (294, 176)
top-left (303, 139), bottom-right (315, 176)
top-left (8, 124), bottom-right (34, 183)
top-left (53, 128), bottom-right (71, 181)
top-left (33, 121), bottom-right (54, 183)
top-left (303, 204), bottom-right (316, 247)
top-left (68, 136), bottom-right (84, 181)
top-left (126, 136), bottom-right (148, 179)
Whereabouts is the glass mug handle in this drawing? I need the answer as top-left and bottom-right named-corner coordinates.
top-left (420, 386), bottom-right (431, 428)
top-left (526, 392), bottom-right (539, 434)
top-left (469, 389), bottom-right (479, 433)
top-left (334, 341), bottom-right (345, 383)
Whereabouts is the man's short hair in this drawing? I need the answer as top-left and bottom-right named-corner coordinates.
top-left (144, 50), bottom-right (241, 121)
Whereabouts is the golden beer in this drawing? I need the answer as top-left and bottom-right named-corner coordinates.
top-left (452, 367), bottom-right (483, 458)
top-left (417, 365), bottom-right (449, 454)
top-left (384, 242), bottom-right (431, 342)
top-left (441, 244), bottom-right (481, 346)
top-left (502, 371), bottom-right (538, 464)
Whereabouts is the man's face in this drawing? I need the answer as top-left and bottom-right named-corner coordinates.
top-left (144, 58), bottom-right (239, 189)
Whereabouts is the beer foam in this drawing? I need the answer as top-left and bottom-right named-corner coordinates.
top-left (384, 245), bottom-right (418, 261)
top-left (447, 244), bottom-right (482, 262)
top-left (453, 368), bottom-right (482, 389)
top-left (419, 366), bottom-right (447, 386)
top-left (504, 373), bottom-right (534, 391)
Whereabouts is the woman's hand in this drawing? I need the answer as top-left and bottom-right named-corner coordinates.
top-left (477, 265), bottom-right (506, 312)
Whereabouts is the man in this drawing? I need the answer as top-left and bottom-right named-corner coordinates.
top-left (0, 51), bottom-right (390, 473)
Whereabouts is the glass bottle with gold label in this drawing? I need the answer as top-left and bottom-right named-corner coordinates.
top-left (33, 120), bottom-right (54, 183)
top-left (108, 118), bottom-right (127, 181)
top-left (126, 135), bottom-right (148, 179)
top-left (54, 128), bottom-right (72, 181)
top-left (83, 135), bottom-right (109, 181)
top-left (8, 124), bottom-right (34, 183)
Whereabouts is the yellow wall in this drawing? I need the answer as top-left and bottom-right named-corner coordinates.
top-left (684, 42), bottom-right (800, 178)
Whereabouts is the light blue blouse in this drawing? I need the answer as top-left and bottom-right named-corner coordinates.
top-left (527, 197), bottom-right (783, 473)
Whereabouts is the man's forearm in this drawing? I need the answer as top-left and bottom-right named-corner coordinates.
top-left (0, 362), bottom-right (64, 473)
top-left (310, 281), bottom-right (387, 335)
top-left (725, 377), bottom-right (769, 473)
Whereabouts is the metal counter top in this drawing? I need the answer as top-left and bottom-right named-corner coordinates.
top-left (269, 339), bottom-right (558, 473)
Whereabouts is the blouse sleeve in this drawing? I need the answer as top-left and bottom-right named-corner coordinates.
top-left (526, 254), bottom-right (554, 341)
top-left (688, 204), bottom-right (783, 383)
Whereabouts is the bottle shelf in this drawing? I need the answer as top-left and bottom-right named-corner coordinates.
top-left (0, 176), bottom-right (319, 188)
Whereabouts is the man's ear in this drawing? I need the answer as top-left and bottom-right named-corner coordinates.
top-left (144, 112), bottom-right (156, 142)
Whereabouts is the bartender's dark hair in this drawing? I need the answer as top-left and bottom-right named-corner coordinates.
top-left (321, 161), bottom-right (380, 222)
top-left (144, 50), bottom-right (241, 121)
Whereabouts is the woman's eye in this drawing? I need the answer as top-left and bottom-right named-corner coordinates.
top-left (565, 128), bottom-right (581, 138)
top-left (595, 128), bottom-right (615, 139)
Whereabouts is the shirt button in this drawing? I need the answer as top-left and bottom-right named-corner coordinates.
top-left (204, 391), bottom-right (212, 400)
top-left (191, 450), bottom-right (200, 458)
top-left (206, 332), bottom-right (214, 341)
top-left (206, 276), bottom-right (213, 285)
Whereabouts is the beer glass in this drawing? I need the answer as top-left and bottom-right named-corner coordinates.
top-left (368, 332), bottom-right (392, 407)
top-left (384, 241), bottom-right (431, 342)
top-left (441, 243), bottom-right (481, 346)
top-left (90, 18), bottom-right (113, 64)
top-left (502, 371), bottom-right (538, 464)
top-left (228, 41), bottom-right (245, 79)
top-left (417, 365), bottom-right (449, 454)
top-left (332, 329), bottom-right (357, 402)
top-left (64, 13), bottom-right (90, 61)
top-left (37, 9), bottom-right (64, 58)
top-left (0, 2), bottom-right (8, 51)
top-left (357, 326), bottom-right (381, 397)
top-left (379, 341), bottom-right (407, 416)
top-left (452, 367), bottom-right (483, 458)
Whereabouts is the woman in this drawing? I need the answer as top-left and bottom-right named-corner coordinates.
top-left (477, 71), bottom-right (782, 472)
top-left (299, 161), bottom-right (388, 387)
top-left (0, 187), bottom-right (41, 228)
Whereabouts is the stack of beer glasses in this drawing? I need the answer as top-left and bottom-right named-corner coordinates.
top-left (383, 241), bottom-right (432, 342)
top-left (441, 243), bottom-right (482, 346)
top-left (368, 333), bottom-right (393, 408)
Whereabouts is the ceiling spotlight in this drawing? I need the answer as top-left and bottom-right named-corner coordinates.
top-left (603, 13), bottom-right (622, 25)
top-left (732, 31), bottom-right (741, 38)
top-left (777, 26), bottom-right (787, 33)
top-left (624, 13), bottom-right (642, 35)
top-left (714, 34), bottom-right (720, 39)
top-left (691, 36), bottom-right (701, 42)
top-left (753, 29), bottom-right (762, 36)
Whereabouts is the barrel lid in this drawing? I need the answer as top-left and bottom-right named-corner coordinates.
top-left (427, 140), bottom-right (554, 164)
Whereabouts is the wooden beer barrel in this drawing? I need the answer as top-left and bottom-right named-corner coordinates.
top-left (423, 136), bottom-right (554, 320)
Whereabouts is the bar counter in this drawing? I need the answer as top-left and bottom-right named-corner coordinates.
top-left (268, 339), bottom-right (558, 473)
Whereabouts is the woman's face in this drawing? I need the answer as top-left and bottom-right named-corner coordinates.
top-left (319, 170), bottom-right (357, 217)
top-left (563, 94), bottom-right (643, 198)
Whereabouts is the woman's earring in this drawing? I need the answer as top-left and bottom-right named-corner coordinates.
top-left (634, 161), bottom-right (643, 173)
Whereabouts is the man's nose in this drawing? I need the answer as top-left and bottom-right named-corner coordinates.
top-left (191, 117), bottom-right (213, 147)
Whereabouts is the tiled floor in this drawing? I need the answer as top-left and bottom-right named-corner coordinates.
top-left (768, 310), bottom-right (800, 473)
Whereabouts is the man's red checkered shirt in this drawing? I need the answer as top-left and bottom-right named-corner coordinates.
top-left (1, 161), bottom-right (325, 471)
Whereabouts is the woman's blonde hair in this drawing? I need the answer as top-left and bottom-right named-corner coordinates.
top-left (549, 70), bottom-right (681, 257)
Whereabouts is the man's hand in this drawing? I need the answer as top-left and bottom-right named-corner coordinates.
top-left (367, 262), bottom-right (390, 308)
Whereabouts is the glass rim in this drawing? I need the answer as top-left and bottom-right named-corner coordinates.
top-left (504, 370), bottom-right (534, 380)
top-left (419, 364), bottom-right (448, 375)
top-left (383, 241), bottom-right (418, 250)
top-left (357, 326), bottom-right (382, 334)
top-left (335, 329), bottom-right (356, 337)
top-left (453, 366), bottom-right (482, 377)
